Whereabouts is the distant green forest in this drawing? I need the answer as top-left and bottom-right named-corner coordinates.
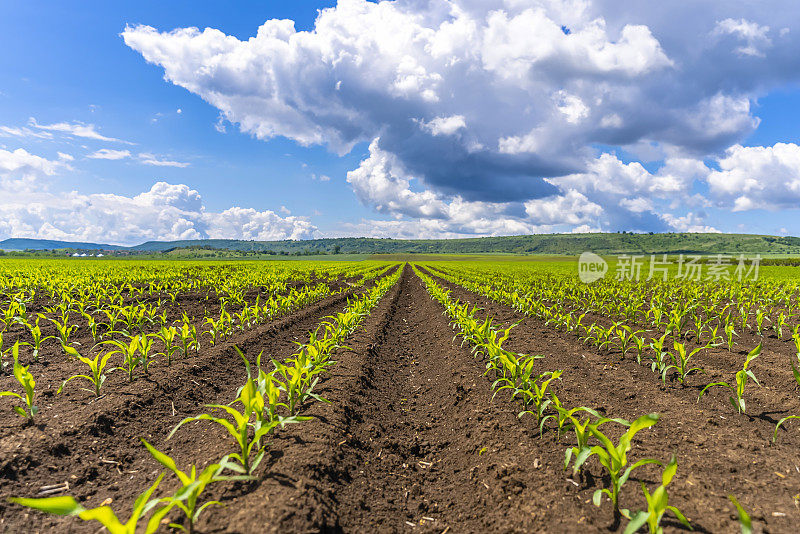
top-left (3, 233), bottom-right (800, 257)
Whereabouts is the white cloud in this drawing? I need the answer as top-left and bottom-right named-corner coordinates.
top-left (713, 18), bottom-right (772, 57)
top-left (708, 143), bottom-right (800, 211)
top-left (0, 125), bottom-right (54, 139)
top-left (85, 149), bottom-right (189, 167)
top-left (0, 148), bottom-right (315, 244)
top-left (0, 181), bottom-right (317, 244)
top-left (206, 207), bottom-right (316, 241)
top-left (121, 0), bottom-right (800, 225)
top-left (346, 139), bottom-right (447, 219)
top-left (659, 212), bottom-right (720, 233)
top-left (524, 189), bottom-right (602, 225)
top-left (87, 148), bottom-right (132, 160)
top-left (0, 148), bottom-right (65, 192)
top-left (28, 118), bottom-right (130, 144)
top-left (120, 0), bottom-right (712, 206)
top-left (554, 92), bottom-right (589, 124)
top-left (137, 153), bottom-right (190, 167)
top-left (419, 115), bottom-right (467, 136)
top-left (345, 138), bottom-right (604, 236)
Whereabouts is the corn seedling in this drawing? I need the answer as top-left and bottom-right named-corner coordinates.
top-left (588, 413), bottom-right (661, 511)
top-left (755, 309), bottom-right (767, 336)
top-left (272, 358), bottom-right (329, 416)
top-left (141, 439), bottom-right (228, 533)
top-left (47, 315), bottom-right (79, 354)
top-left (137, 334), bottom-right (156, 376)
top-left (631, 334), bottom-right (647, 364)
top-left (58, 346), bottom-right (114, 397)
top-left (177, 321), bottom-right (198, 356)
top-left (616, 325), bottom-right (644, 359)
top-left (0, 342), bottom-right (38, 421)
top-left (102, 336), bottom-right (141, 382)
top-left (623, 455), bottom-right (692, 534)
top-left (562, 408), bottom-right (631, 476)
top-left (698, 342), bottom-right (762, 414)
top-left (22, 318), bottom-right (55, 361)
top-left (665, 341), bottom-right (705, 385)
top-left (728, 494), bottom-right (753, 534)
top-left (8, 474), bottom-right (168, 534)
top-left (169, 379), bottom-right (281, 477)
top-left (724, 322), bottom-right (737, 352)
top-left (648, 334), bottom-right (671, 384)
top-left (154, 325), bottom-right (181, 366)
top-left (514, 370), bottom-right (563, 432)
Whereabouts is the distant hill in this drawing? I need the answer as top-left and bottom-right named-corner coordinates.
top-left (0, 238), bottom-right (123, 251)
top-left (3, 233), bottom-right (800, 255)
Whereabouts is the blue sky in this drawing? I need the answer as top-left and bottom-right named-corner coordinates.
top-left (2, 1), bottom-right (800, 244)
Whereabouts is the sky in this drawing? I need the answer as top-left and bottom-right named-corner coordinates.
top-left (2, 0), bottom-right (800, 245)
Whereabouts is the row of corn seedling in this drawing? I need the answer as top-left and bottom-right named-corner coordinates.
top-left (413, 265), bottom-right (692, 533)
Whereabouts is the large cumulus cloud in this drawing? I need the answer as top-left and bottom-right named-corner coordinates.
top-left (122, 0), bottom-right (800, 235)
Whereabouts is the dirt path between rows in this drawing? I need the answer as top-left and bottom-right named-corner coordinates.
top-left (255, 264), bottom-right (601, 533)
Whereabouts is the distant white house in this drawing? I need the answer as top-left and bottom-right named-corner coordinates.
top-left (72, 253), bottom-right (80, 257)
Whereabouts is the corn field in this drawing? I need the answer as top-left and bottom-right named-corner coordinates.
top-left (1, 257), bottom-right (799, 532)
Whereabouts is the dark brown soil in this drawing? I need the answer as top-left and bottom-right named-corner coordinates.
top-left (1, 264), bottom-right (798, 533)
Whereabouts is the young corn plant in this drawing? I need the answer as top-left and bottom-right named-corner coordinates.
top-left (102, 336), bottom-right (141, 382)
top-left (665, 341), bottom-right (705, 385)
top-left (137, 334), bottom-right (156, 376)
top-left (648, 334), bottom-right (671, 384)
top-left (623, 455), bottom-right (693, 534)
top-left (774, 312), bottom-right (788, 339)
top-left (80, 311), bottom-right (103, 343)
top-left (616, 325), bottom-right (644, 359)
top-left (723, 322), bottom-right (737, 352)
top-left (236, 348), bottom-right (292, 430)
top-left (1, 342), bottom-right (38, 422)
top-left (514, 370), bottom-right (563, 433)
top-left (169, 379), bottom-right (280, 477)
top-left (562, 408), bottom-right (631, 476)
top-left (141, 439), bottom-right (228, 533)
top-left (8, 474), bottom-right (168, 534)
top-left (698, 342), bottom-right (762, 414)
top-left (154, 325), bottom-right (181, 366)
top-left (58, 346), bottom-right (114, 398)
top-left (47, 315), bottom-right (79, 355)
top-left (271, 358), bottom-right (329, 416)
top-left (588, 413), bottom-right (661, 511)
top-left (754, 309), bottom-right (767, 336)
top-left (177, 322), bottom-right (198, 356)
top-left (631, 334), bottom-right (647, 364)
top-left (728, 495), bottom-right (753, 534)
top-left (22, 318), bottom-right (55, 361)
top-left (202, 308), bottom-right (232, 346)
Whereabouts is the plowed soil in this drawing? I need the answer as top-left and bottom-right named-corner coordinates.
top-left (1, 264), bottom-right (799, 533)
